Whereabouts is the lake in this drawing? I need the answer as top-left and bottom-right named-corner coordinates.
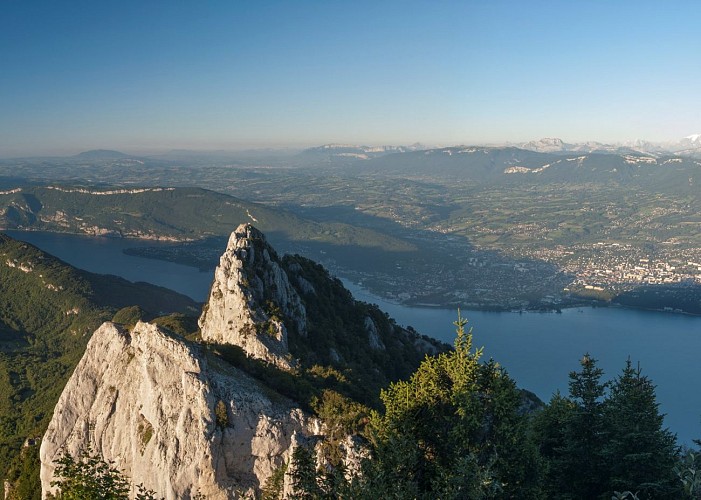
top-left (5, 230), bottom-right (214, 300)
top-left (345, 280), bottom-right (701, 444)
top-left (6, 230), bottom-right (701, 443)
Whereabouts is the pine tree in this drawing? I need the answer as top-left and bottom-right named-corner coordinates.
top-left (289, 445), bottom-right (322, 500)
top-left (359, 311), bottom-right (542, 499)
top-left (561, 354), bottom-right (608, 499)
top-left (530, 391), bottom-right (574, 496)
top-left (602, 359), bottom-right (679, 498)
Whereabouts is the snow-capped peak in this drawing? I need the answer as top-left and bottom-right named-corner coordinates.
top-left (520, 137), bottom-right (567, 153)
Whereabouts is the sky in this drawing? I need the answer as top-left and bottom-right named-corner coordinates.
top-left (1, 0), bottom-right (700, 156)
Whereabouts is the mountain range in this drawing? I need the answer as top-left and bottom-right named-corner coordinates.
top-left (517, 135), bottom-right (701, 156)
top-left (300, 134), bottom-right (701, 160)
top-left (2, 138), bottom-right (701, 312)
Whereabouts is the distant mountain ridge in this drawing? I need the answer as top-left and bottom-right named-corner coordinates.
top-left (327, 144), bottom-right (701, 195)
top-left (73, 149), bottom-right (132, 159)
top-left (0, 184), bottom-right (412, 253)
top-left (518, 135), bottom-right (701, 156)
top-left (299, 135), bottom-right (701, 161)
top-left (300, 143), bottom-right (426, 160)
top-left (16, 135), bottom-right (701, 163)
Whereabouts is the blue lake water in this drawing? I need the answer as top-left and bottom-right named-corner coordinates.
top-left (5, 230), bottom-right (214, 300)
top-left (6, 230), bottom-right (701, 443)
top-left (345, 280), bottom-right (701, 444)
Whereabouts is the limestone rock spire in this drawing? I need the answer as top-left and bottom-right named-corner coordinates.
top-left (198, 224), bottom-right (306, 370)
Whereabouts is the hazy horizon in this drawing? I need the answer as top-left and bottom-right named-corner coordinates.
top-left (5, 134), bottom-right (701, 160)
top-left (2, 1), bottom-right (700, 157)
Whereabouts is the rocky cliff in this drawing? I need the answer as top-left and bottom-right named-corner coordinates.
top-left (40, 224), bottom-right (446, 498)
top-left (40, 321), bottom-right (318, 499)
top-left (199, 224), bottom-right (306, 370)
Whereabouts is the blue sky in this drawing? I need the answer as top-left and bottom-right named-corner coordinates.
top-left (1, 1), bottom-right (699, 156)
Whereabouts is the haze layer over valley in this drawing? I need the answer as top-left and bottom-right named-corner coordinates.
top-left (3, 137), bottom-right (701, 314)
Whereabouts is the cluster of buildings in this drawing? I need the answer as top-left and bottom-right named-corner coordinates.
top-left (528, 242), bottom-right (701, 293)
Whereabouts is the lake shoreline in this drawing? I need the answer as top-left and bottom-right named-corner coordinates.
top-left (3, 229), bottom-right (700, 443)
top-left (4, 228), bottom-right (699, 318)
top-left (347, 279), bottom-right (701, 318)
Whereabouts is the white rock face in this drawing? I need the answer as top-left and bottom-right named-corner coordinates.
top-left (199, 224), bottom-right (307, 370)
top-left (364, 316), bottom-right (385, 351)
top-left (40, 321), bottom-right (317, 499)
top-left (521, 137), bottom-right (567, 153)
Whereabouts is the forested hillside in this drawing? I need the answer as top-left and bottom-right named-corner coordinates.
top-left (0, 234), bottom-right (197, 498)
top-left (0, 185), bottom-right (413, 253)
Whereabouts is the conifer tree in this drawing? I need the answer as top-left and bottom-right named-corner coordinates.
top-left (602, 359), bottom-right (678, 498)
top-left (289, 445), bottom-right (323, 500)
top-left (356, 311), bottom-right (542, 499)
top-left (530, 391), bottom-right (574, 495)
top-left (561, 354), bottom-right (608, 499)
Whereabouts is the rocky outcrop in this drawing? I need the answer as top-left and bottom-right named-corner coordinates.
top-left (39, 223), bottom-right (441, 499)
top-left (40, 321), bottom-right (318, 499)
top-left (364, 316), bottom-right (385, 351)
top-left (199, 224), bottom-right (307, 370)
top-left (3, 479), bottom-right (13, 500)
